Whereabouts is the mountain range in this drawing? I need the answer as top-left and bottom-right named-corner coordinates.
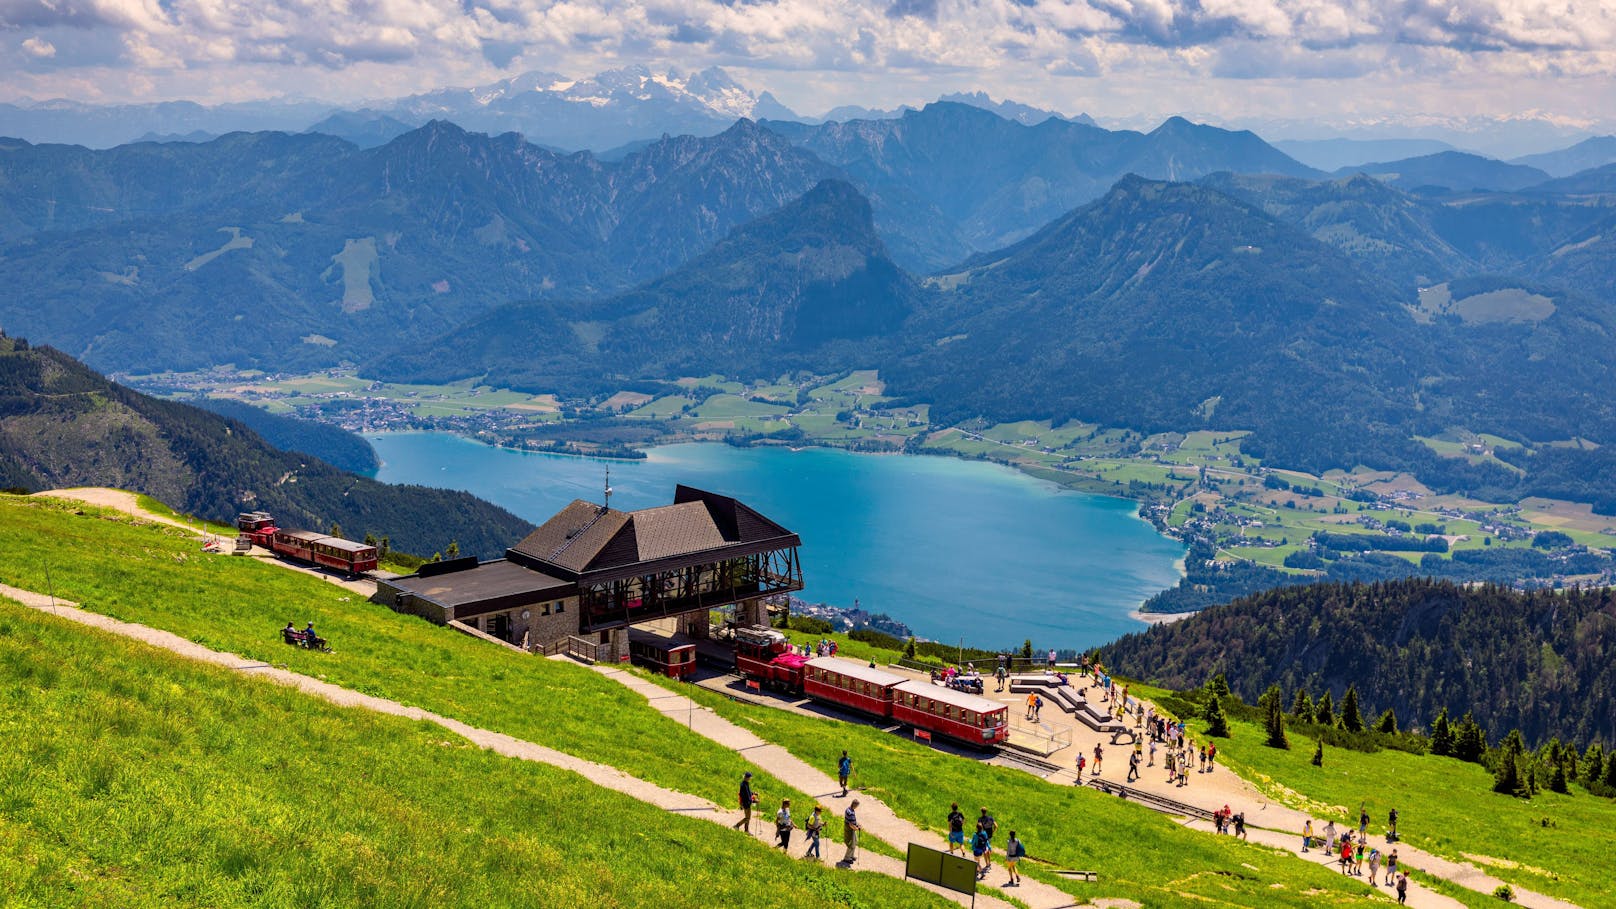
top-left (5, 102), bottom-right (1616, 511)
top-left (0, 332), bottom-right (531, 558)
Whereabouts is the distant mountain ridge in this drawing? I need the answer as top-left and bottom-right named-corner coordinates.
top-left (0, 333), bottom-right (531, 558)
top-left (1333, 151), bottom-right (1551, 193)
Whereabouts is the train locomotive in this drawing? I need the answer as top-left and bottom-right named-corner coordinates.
top-left (733, 625), bottom-right (1009, 747)
top-left (236, 511), bottom-right (379, 576)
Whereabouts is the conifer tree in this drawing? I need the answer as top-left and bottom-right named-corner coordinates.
top-left (1376, 708), bottom-right (1398, 734)
top-left (1312, 739), bottom-right (1324, 766)
top-left (1340, 685), bottom-right (1364, 732)
top-left (1314, 690), bottom-right (1335, 727)
top-left (1582, 743), bottom-right (1605, 785)
top-left (1291, 688), bottom-right (1314, 723)
top-left (1454, 712), bottom-right (1489, 763)
top-left (1204, 692), bottom-right (1230, 738)
top-left (1603, 749), bottom-right (1616, 789)
top-left (1261, 683), bottom-right (1289, 749)
top-left (1430, 708), bottom-right (1454, 756)
top-left (1494, 749), bottom-right (1522, 795)
top-left (903, 636), bottom-right (917, 659)
top-left (1550, 758), bottom-right (1570, 794)
top-left (1206, 673), bottom-right (1232, 700)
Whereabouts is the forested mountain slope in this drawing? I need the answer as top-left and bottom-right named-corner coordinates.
top-left (1102, 577), bottom-right (1616, 748)
top-left (0, 334), bottom-right (530, 557)
top-left (377, 179), bottom-right (918, 391)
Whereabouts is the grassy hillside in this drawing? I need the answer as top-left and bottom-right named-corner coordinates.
top-left (1135, 686), bottom-right (1616, 908)
top-left (0, 494), bottom-right (799, 812)
top-left (0, 336), bottom-right (531, 558)
top-left (0, 598), bottom-right (945, 908)
top-left (643, 674), bottom-right (1389, 907)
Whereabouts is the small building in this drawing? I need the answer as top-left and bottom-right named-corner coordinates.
top-left (374, 485), bottom-right (803, 659)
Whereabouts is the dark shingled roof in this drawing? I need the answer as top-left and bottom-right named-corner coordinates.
top-left (507, 485), bottom-right (799, 582)
top-left (389, 559), bottom-right (575, 620)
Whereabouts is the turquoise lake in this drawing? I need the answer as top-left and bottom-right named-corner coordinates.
top-left (367, 432), bottom-right (1185, 650)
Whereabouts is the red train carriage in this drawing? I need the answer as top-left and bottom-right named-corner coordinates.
top-left (628, 627), bottom-right (698, 679)
top-left (734, 625), bottom-right (809, 690)
top-left (804, 657), bottom-right (905, 718)
top-left (892, 679), bottom-right (1009, 748)
top-left (236, 511), bottom-right (278, 547)
top-left (268, 528), bottom-right (379, 575)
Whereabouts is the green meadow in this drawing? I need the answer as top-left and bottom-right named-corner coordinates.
top-left (1134, 684), bottom-right (1616, 908)
top-left (0, 495), bottom-right (803, 813)
top-left (0, 599), bottom-right (947, 909)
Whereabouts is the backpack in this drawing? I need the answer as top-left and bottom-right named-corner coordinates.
top-left (982, 815), bottom-right (997, 837)
top-left (1010, 839), bottom-right (1025, 858)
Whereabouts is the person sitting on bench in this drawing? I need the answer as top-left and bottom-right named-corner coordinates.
top-left (282, 622), bottom-right (303, 645)
top-left (303, 622), bottom-right (325, 649)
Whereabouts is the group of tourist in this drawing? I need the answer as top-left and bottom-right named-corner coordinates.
top-left (1300, 813), bottom-right (1409, 902)
top-left (799, 639), bottom-right (839, 658)
top-left (945, 802), bottom-right (1025, 886)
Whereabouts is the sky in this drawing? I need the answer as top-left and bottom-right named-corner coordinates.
top-left (2, 0), bottom-right (1613, 132)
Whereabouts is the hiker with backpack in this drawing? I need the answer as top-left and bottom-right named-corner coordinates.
top-left (1004, 831), bottom-right (1025, 886)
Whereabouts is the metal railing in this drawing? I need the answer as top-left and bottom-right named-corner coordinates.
top-left (1006, 719), bottom-right (1073, 757)
top-left (565, 635), bottom-right (612, 664)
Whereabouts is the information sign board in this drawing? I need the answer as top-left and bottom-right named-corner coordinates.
top-left (905, 842), bottom-right (977, 902)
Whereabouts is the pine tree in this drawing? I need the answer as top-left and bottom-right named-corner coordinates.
top-left (1291, 688), bottom-right (1314, 723)
top-left (1020, 639), bottom-right (1033, 660)
top-left (1312, 739), bottom-right (1324, 766)
top-left (1261, 683), bottom-right (1289, 749)
top-left (1340, 685), bottom-right (1364, 732)
top-left (330, 522), bottom-right (344, 539)
top-left (1603, 748), bottom-right (1616, 789)
top-left (1582, 743), bottom-right (1605, 785)
top-left (903, 636), bottom-right (917, 659)
top-left (1550, 759), bottom-right (1570, 794)
top-left (1314, 690), bottom-right (1335, 728)
top-left (445, 540), bottom-right (460, 559)
top-left (1376, 708), bottom-right (1398, 734)
top-left (1430, 708), bottom-right (1454, 756)
top-left (1206, 673), bottom-right (1232, 700)
top-left (1205, 692), bottom-right (1230, 738)
top-left (1454, 712), bottom-right (1489, 763)
top-left (1494, 749), bottom-right (1522, 795)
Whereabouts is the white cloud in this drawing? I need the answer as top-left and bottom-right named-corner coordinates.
top-left (0, 0), bottom-right (1610, 129)
top-left (21, 35), bottom-right (55, 57)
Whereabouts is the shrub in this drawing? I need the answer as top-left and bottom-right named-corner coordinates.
top-left (1494, 884), bottom-right (1516, 902)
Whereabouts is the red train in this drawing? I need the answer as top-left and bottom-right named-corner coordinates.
top-left (236, 512), bottom-right (379, 576)
top-left (628, 627), bottom-right (698, 678)
top-left (733, 626), bottom-right (1009, 747)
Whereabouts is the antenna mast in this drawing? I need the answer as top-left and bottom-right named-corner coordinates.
top-left (603, 465), bottom-right (613, 512)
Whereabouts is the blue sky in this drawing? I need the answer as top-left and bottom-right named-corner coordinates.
top-left (2, 0), bottom-right (1612, 131)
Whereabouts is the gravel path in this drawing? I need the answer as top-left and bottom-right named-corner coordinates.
top-left (0, 583), bottom-right (999, 909)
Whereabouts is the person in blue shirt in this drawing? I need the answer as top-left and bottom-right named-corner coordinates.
top-left (837, 750), bottom-right (852, 796)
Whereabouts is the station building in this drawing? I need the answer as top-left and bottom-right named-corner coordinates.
top-left (373, 485), bottom-right (803, 659)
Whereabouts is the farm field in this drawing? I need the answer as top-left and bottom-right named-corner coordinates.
top-left (0, 599), bottom-right (944, 908)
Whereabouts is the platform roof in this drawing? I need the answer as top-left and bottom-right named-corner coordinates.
top-left (390, 559), bottom-right (574, 620)
top-left (507, 485), bottom-right (800, 583)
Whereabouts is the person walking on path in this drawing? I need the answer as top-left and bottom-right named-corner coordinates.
top-left (775, 798), bottom-right (794, 850)
top-left (1368, 847), bottom-right (1382, 885)
top-left (840, 800), bottom-right (861, 866)
top-left (1127, 751), bottom-right (1141, 782)
top-left (995, 664), bottom-right (1007, 692)
top-left (946, 802), bottom-right (966, 855)
top-left (1339, 835), bottom-right (1353, 873)
top-left (1025, 692), bottom-right (1037, 720)
top-left (978, 807), bottom-right (997, 847)
top-left (1207, 741), bottom-right (1216, 772)
top-left (1074, 752), bottom-right (1086, 783)
top-left (1302, 819), bottom-right (1313, 853)
top-left (1148, 739), bottom-right (1158, 766)
top-left (1385, 850), bottom-right (1399, 886)
top-left (1396, 872), bottom-right (1408, 904)
top-left (970, 822), bottom-right (991, 877)
top-left (804, 806), bottom-right (824, 859)
top-left (1355, 839), bottom-right (1366, 876)
top-left (1388, 807), bottom-right (1399, 842)
top-left (837, 751), bottom-right (852, 797)
top-left (1359, 807), bottom-right (1370, 839)
top-left (1233, 811), bottom-right (1247, 840)
top-left (1093, 743), bottom-right (1103, 776)
top-left (1004, 832), bottom-right (1024, 887)
top-left (734, 771), bottom-right (755, 833)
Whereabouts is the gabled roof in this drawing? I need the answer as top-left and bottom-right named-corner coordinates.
top-left (506, 485), bottom-right (800, 582)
